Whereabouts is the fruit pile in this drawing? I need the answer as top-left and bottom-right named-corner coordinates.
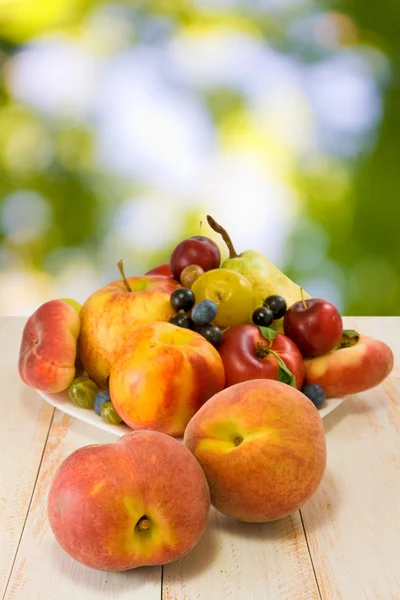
top-left (19, 214), bottom-right (394, 427)
top-left (18, 215), bottom-right (394, 572)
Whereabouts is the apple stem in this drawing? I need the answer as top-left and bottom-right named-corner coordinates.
top-left (199, 220), bottom-right (203, 235)
top-left (255, 342), bottom-right (270, 359)
top-left (117, 259), bottom-right (133, 292)
top-left (267, 349), bottom-right (281, 362)
top-left (136, 516), bottom-right (151, 532)
top-left (206, 215), bottom-right (239, 258)
top-left (300, 288), bottom-right (307, 309)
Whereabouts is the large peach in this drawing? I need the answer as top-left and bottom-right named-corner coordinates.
top-left (184, 379), bottom-right (326, 522)
top-left (79, 273), bottom-right (180, 388)
top-left (304, 332), bottom-right (394, 398)
top-left (109, 322), bottom-right (225, 437)
top-left (47, 430), bottom-right (210, 571)
top-left (19, 299), bottom-right (80, 393)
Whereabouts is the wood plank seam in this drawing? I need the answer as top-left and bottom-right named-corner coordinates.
top-left (299, 510), bottom-right (323, 600)
top-left (1, 408), bottom-right (55, 600)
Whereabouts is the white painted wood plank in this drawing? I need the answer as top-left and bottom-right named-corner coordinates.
top-left (163, 506), bottom-right (321, 600)
top-left (301, 317), bottom-right (400, 600)
top-left (4, 411), bottom-right (162, 600)
top-left (0, 317), bottom-right (54, 598)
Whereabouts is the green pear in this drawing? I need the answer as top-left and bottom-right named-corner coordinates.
top-left (206, 216), bottom-right (310, 332)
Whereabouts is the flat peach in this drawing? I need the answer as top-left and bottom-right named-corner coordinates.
top-left (304, 334), bottom-right (394, 398)
top-left (19, 299), bottom-right (80, 393)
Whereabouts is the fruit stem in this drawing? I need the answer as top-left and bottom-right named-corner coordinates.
top-left (255, 342), bottom-right (270, 359)
top-left (206, 215), bottom-right (239, 258)
top-left (136, 516), bottom-right (151, 532)
top-left (267, 348), bottom-right (281, 362)
top-left (117, 259), bottom-right (133, 292)
top-left (300, 288), bottom-right (307, 309)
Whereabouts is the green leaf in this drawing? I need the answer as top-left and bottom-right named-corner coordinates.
top-left (277, 357), bottom-right (297, 388)
top-left (258, 326), bottom-right (278, 343)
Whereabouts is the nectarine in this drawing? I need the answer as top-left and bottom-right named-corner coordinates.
top-left (109, 321), bottom-right (225, 437)
top-left (184, 379), bottom-right (326, 522)
top-left (48, 431), bottom-right (210, 571)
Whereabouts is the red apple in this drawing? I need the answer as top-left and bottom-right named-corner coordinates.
top-left (304, 331), bottom-right (394, 398)
top-left (170, 236), bottom-right (221, 281)
top-left (283, 297), bottom-right (343, 357)
top-left (145, 263), bottom-right (174, 277)
top-left (79, 262), bottom-right (181, 388)
top-left (48, 431), bottom-right (210, 571)
top-left (218, 325), bottom-right (305, 390)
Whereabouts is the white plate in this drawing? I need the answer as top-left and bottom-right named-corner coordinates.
top-left (36, 388), bottom-right (345, 439)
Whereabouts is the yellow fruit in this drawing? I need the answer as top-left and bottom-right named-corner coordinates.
top-left (206, 215), bottom-right (310, 333)
top-left (191, 268), bottom-right (254, 328)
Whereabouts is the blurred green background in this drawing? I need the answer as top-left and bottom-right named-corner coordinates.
top-left (0, 0), bottom-right (399, 316)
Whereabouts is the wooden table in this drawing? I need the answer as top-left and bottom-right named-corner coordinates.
top-left (1, 316), bottom-right (399, 600)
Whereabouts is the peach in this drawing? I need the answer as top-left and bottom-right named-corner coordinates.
top-left (47, 430), bottom-right (210, 571)
top-left (109, 322), bottom-right (225, 437)
top-left (79, 274), bottom-right (180, 389)
top-left (304, 333), bottom-right (394, 398)
top-left (19, 299), bottom-right (80, 393)
top-left (184, 379), bottom-right (326, 522)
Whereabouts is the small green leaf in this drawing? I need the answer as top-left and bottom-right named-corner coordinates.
top-left (277, 357), bottom-right (297, 388)
top-left (258, 326), bottom-right (278, 343)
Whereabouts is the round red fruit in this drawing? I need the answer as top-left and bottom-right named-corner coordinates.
top-left (218, 324), bottom-right (305, 390)
top-left (283, 298), bottom-right (342, 358)
top-left (170, 236), bottom-right (220, 280)
top-left (145, 263), bottom-right (174, 277)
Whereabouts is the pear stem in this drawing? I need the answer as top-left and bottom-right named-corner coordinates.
top-left (117, 259), bottom-right (132, 292)
top-left (206, 215), bottom-right (239, 258)
top-left (300, 288), bottom-right (307, 309)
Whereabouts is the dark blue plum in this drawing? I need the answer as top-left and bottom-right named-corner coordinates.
top-left (301, 383), bottom-right (325, 409)
top-left (191, 300), bottom-right (218, 326)
top-left (94, 390), bottom-right (111, 416)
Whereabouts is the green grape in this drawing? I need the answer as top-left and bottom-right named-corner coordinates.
top-left (68, 376), bottom-right (99, 409)
top-left (101, 402), bottom-right (123, 425)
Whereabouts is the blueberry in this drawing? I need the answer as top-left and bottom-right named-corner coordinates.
top-left (198, 325), bottom-right (223, 348)
top-left (192, 300), bottom-right (218, 326)
top-left (94, 390), bottom-right (111, 416)
top-left (302, 383), bottom-right (325, 409)
top-left (252, 306), bottom-right (274, 327)
top-left (170, 288), bottom-right (195, 312)
top-left (169, 313), bottom-right (194, 329)
top-left (263, 295), bottom-right (287, 320)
